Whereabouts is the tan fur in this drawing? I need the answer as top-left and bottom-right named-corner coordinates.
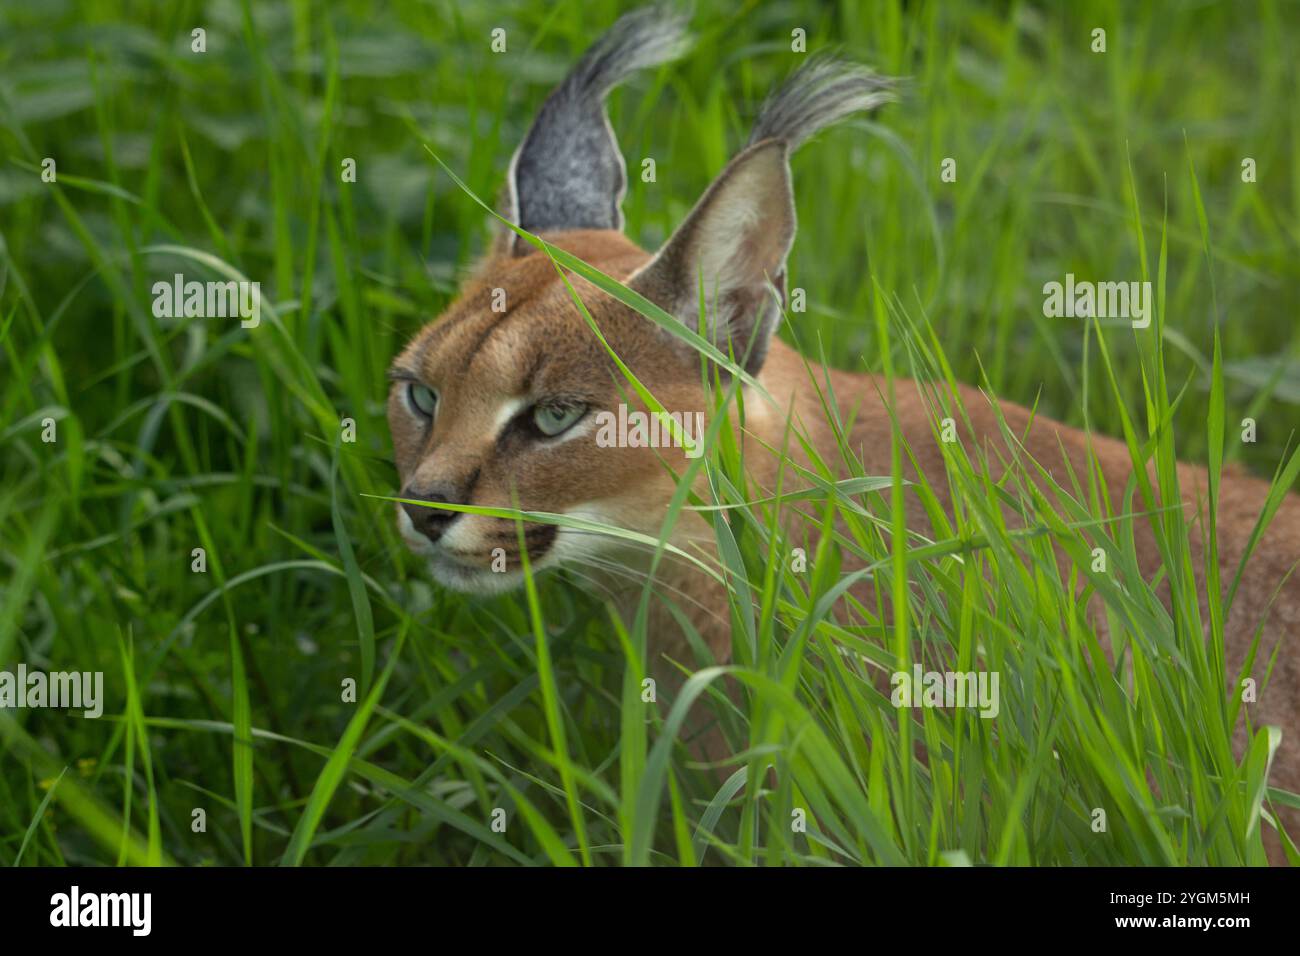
top-left (390, 223), bottom-right (1298, 862)
top-left (387, 4), bottom-right (1296, 864)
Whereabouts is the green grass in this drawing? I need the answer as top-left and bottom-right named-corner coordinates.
top-left (2, 0), bottom-right (1298, 866)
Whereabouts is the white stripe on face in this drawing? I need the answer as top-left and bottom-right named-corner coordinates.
top-left (546, 414), bottom-right (596, 447)
top-left (492, 397), bottom-right (593, 446)
top-left (493, 397), bottom-right (529, 434)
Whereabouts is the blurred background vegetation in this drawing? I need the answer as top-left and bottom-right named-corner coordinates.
top-left (1, 0), bottom-right (1297, 865)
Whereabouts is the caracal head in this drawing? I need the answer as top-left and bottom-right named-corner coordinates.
top-left (387, 5), bottom-right (893, 594)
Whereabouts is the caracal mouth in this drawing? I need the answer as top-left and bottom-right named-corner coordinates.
top-left (396, 505), bottom-right (564, 595)
top-left (424, 544), bottom-right (562, 596)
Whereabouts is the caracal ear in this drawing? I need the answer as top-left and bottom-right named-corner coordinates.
top-left (629, 141), bottom-right (795, 375)
top-left (629, 56), bottom-right (895, 375)
top-left (494, 4), bottom-right (691, 256)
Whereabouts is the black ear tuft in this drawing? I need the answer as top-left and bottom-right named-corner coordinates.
top-left (746, 55), bottom-right (895, 151)
top-left (629, 56), bottom-right (895, 376)
top-left (498, 4), bottom-right (691, 254)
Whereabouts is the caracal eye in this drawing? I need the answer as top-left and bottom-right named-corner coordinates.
top-left (533, 402), bottom-right (587, 437)
top-left (407, 383), bottom-right (438, 419)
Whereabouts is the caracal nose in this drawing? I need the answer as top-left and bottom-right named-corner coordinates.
top-left (400, 485), bottom-right (461, 543)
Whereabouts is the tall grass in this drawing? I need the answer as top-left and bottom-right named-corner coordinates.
top-left (1, 0), bottom-right (1297, 865)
